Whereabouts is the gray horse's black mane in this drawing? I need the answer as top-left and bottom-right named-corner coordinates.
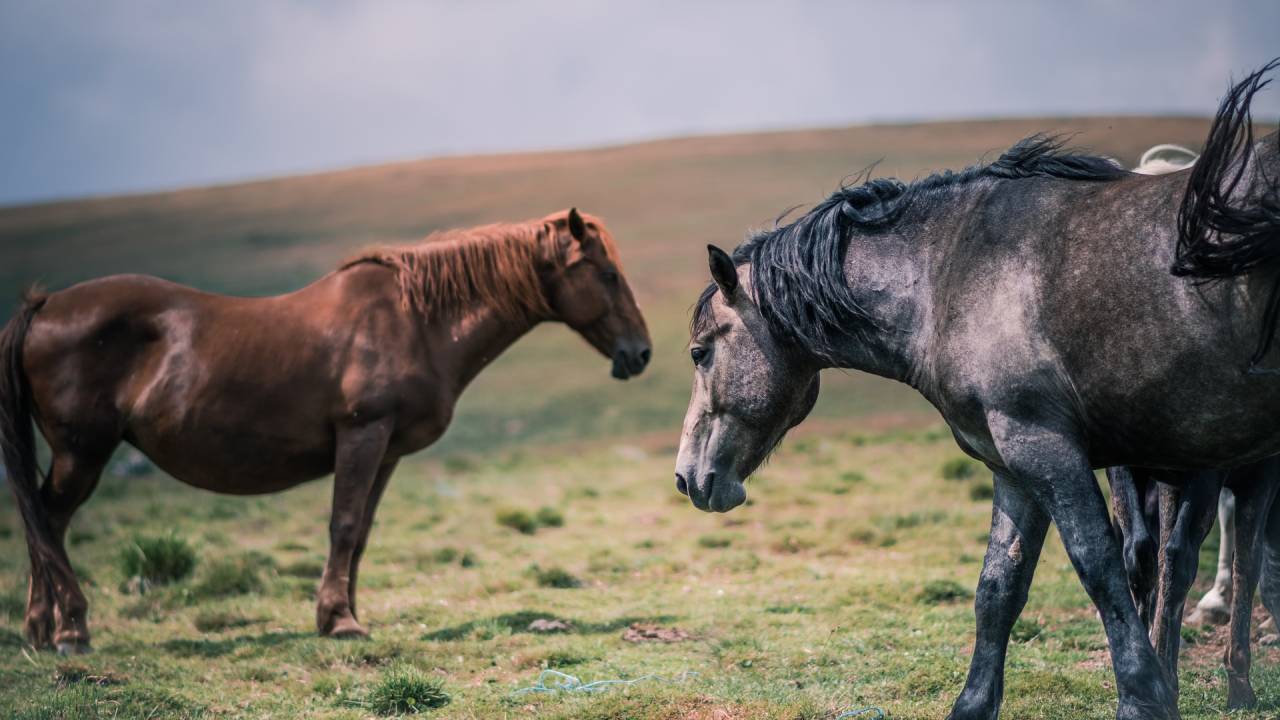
top-left (693, 134), bottom-right (1129, 361)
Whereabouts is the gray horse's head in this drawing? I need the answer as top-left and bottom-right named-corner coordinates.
top-left (674, 245), bottom-right (821, 512)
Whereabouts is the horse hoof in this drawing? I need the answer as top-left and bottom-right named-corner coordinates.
top-left (1227, 683), bottom-right (1258, 710)
top-left (325, 616), bottom-right (369, 639)
top-left (1187, 606), bottom-right (1230, 626)
top-left (56, 640), bottom-right (92, 656)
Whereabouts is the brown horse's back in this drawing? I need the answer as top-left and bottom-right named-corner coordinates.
top-left (23, 268), bottom-right (414, 494)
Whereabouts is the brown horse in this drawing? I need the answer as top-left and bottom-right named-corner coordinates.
top-left (0, 208), bottom-right (650, 654)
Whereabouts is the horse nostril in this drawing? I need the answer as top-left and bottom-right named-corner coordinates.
top-left (639, 348), bottom-right (651, 366)
top-left (675, 474), bottom-right (689, 495)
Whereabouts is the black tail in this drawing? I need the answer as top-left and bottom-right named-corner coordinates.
top-left (0, 291), bottom-right (53, 586)
top-left (1171, 58), bottom-right (1280, 368)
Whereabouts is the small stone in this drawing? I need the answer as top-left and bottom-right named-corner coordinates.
top-left (527, 618), bottom-right (572, 633)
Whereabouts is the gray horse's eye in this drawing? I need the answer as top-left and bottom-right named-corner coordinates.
top-left (690, 347), bottom-right (708, 366)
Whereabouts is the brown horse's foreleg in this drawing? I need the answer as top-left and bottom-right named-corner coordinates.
top-left (347, 459), bottom-right (398, 621)
top-left (317, 421), bottom-right (392, 638)
top-left (29, 449), bottom-right (111, 654)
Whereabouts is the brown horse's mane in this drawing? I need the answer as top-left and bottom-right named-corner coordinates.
top-left (340, 211), bottom-right (617, 322)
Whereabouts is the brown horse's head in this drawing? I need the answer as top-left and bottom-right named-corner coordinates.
top-left (540, 208), bottom-right (651, 379)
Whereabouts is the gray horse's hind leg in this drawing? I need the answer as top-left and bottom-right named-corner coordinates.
top-left (1224, 470), bottom-right (1280, 709)
top-left (1189, 489), bottom-right (1235, 626)
top-left (1147, 477), bottom-right (1220, 695)
top-left (948, 471), bottom-right (1050, 720)
top-left (1108, 467), bottom-right (1158, 627)
top-left (994, 421), bottom-right (1178, 720)
top-left (1261, 495), bottom-right (1280, 644)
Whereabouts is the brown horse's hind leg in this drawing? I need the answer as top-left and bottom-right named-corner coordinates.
top-left (347, 459), bottom-right (398, 622)
top-left (27, 446), bottom-right (113, 654)
top-left (317, 421), bottom-right (392, 638)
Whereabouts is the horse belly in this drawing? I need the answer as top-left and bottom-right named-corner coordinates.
top-left (124, 358), bottom-right (339, 494)
top-left (128, 420), bottom-right (335, 495)
top-left (1085, 378), bottom-right (1280, 470)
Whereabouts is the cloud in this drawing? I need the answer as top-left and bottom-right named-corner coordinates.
top-left (1, 0), bottom-right (1277, 204)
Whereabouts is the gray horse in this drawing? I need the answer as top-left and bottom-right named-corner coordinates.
top-left (675, 61), bottom-right (1280, 720)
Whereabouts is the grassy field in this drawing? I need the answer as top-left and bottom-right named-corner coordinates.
top-left (1, 423), bottom-right (1275, 719)
top-left (3, 117), bottom-right (1277, 718)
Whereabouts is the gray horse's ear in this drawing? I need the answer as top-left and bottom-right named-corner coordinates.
top-left (707, 245), bottom-right (738, 299)
top-left (567, 208), bottom-right (588, 242)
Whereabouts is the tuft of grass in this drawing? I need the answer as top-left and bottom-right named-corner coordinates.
top-left (1011, 617), bottom-right (1042, 643)
top-left (697, 533), bottom-right (734, 549)
top-left (0, 586), bottom-right (24, 619)
top-left (534, 506), bottom-right (564, 528)
top-left (770, 533), bottom-right (817, 554)
top-left (365, 663), bottom-right (450, 715)
top-left (54, 661), bottom-right (125, 688)
top-left (191, 552), bottom-right (273, 599)
top-left (839, 470), bottom-right (866, 484)
top-left (941, 457), bottom-right (979, 481)
top-left (918, 579), bottom-right (973, 605)
top-left (429, 547), bottom-right (458, 564)
top-left (969, 481), bottom-right (995, 501)
top-left (442, 455), bottom-right (476, 474)
top-left (764, 604), bottom-right (813, 614)
top-left (278, 558), bottom-right (325, 579)
top-left (530, 565), bottom-right (582, 589)
top-left (495, 508), bottom-right (538, 535)
top-left (118, 533), bottom-right (198, 587)
top-left (193, 609), bottom-right (256, 633)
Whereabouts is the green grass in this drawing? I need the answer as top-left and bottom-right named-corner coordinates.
top-left (940, 457), bottom-right (979, 481)
top-left (496, 508), bottom-right (539, 535)
top-left (117, 533), bottom-right (198, 587)
top-left (363, 664), bottom-right (451, 715)
top-left (2, 422), bottom-right (1274, 719)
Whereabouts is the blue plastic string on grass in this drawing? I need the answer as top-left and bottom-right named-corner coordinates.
top-left (835, 708), bottom-right (885, 719)
top-left (512, 668), bottom-right (698, 696)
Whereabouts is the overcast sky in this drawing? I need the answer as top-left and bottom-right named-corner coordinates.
top-left (1, 1), bottom-right (1278, 206)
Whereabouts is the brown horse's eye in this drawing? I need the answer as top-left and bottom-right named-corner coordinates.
top-left (690, 347), bottom-right (708, 366)
top-left (600, 270), bottom-right (619, 285)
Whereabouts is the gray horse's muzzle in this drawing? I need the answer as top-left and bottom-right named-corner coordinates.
top-left (675, 469), bottom-right (746, 512)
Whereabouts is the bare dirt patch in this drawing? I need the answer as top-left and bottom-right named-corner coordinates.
top-left (622, 623), bottom-right (692, 643)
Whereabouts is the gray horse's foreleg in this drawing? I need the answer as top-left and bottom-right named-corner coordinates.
top-left (994, 421), bottom-right (1178, 720)
top-left (948, 471), bottom-right (1050, 720)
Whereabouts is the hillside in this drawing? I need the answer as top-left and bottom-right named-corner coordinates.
top-left (0, 117), bottom-right (1213, 453)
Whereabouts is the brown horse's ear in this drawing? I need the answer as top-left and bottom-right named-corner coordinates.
top-left (707, 245), bottom-right (738, 299)
top-left (568, 208), bottom-right (588, 242)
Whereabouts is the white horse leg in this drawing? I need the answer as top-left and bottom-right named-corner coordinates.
top-left (1189, 489), bottom-right (1235, 626)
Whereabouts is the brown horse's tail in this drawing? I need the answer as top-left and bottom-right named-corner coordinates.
top-left (0, 291), bottom-right (53, 582)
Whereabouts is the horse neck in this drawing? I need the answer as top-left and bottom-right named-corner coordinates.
top-left (831, 228), bottom-right (937, 386)
top-left (407, 222), bottom-right (556, 396)
top-left (438, 303), bottom-right (543, 397)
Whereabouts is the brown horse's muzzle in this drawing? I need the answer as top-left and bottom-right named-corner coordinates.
top-left (611, 339), bottom-right (652, 379)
